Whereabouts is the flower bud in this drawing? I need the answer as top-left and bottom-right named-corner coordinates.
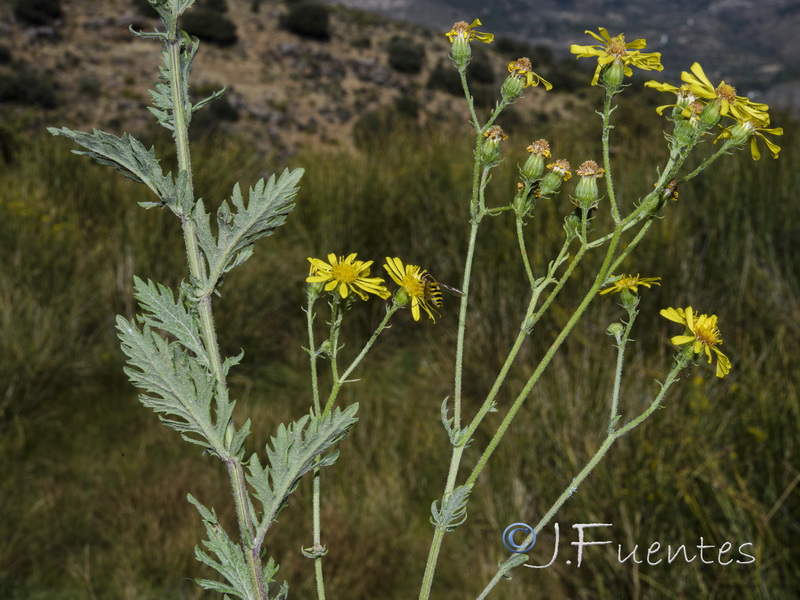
top-left (601, 60), bottom-right (625, 93)
top-left (501, 73), bottom-right (525, 102)
top-left (481, 125), bottom-right (507, 167)
top-left (520, 139), bottom-right (550, 182)
top-left (727, 120), bottom-right (757, 147)
top-left (563, 208), bottom-right (582, 240)
top-left (539, 158), bottom-right (571, 196)
top-left (607, 322), bottom-right (625, 337)
top-left (393, 286), bottom-right (410, 309)
top-left (573, 160), bottom-right (604, 209)
top-left (618, 287), bottom-right (639, 311)
top-left (445, 19), bottom-right (493, 69)
top-left (699, 101), bottom-right (722, 128)
top-left (450, 34), bottom-right (472, 68)
top-left (512, 182), bottom-right (538, 217)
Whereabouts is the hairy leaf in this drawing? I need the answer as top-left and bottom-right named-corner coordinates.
top-left (47, 127), bottom-right (175, 210)
top-left (193, 168), bottom-right (303, 293)
top-left (188, 494), bottom-right (281, 600)
top-left (117, 315), bottom-right (244, 457)
top-left (147, 35), bottom-right (198, 133)
top-left (133, 277), bottom-right (209, 369)
top-left (431, 484), bottom-right (472, 532)
top-left (248, 404), bottom-right (359, 541)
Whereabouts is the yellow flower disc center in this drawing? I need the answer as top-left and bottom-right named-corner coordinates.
top-left (608, 37), bottom-right (627, 57)
top-left (330, 263), bottom-right (361, 284)
top-left (402, 274), bottom-right (425, 297)
top-left (694, 320), bottom-right (722, 347)
top-left (716, 83), bottom-right (736, 103)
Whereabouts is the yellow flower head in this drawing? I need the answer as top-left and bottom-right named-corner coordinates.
top-left (660, 306), bottom-right (731, 378)
top-left (643, 81), bottom-right (697, 116)
top-left (715, 118), bottom-right (783, 160)
top-left (383, 257), bottom-right (437, 322)
top-left (570, 27), bottom-right (663, 86)
top-left (601, 274), bottom-right (660, 295)
top-left (307, 253), bottom-right (390, 301)
top-left (679, 63), bottom-right (769, 124)
top-left (445, 19), bottom-right (494, 44)
top-left (507, 57), bottom-right (553, 90)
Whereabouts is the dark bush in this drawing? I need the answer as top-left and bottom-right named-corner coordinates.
top-left (387, 36), bottom-right (425, 74)
top-left (352, 107), bottom-right (417, 149)
top-left (13, 0), bottom-right (62, 26)
top-left (493, 36), bottom-right (534, 60)
top-left (199, 0), bottom-right (228, 13)
top-left (190, 91), bottom-right (239, 136)
top-left (0, 69), bottom-right (57, 109)
top-left (394, 93), bottom-right (419, 119)
top-left (132, 0), bottom-right (159, 19)
top-left (281, 2), bottom-right (330, 41)
top-left (0, 46), bottom-right (11, 64)
top-left (427, 60), bottom-right (495, 108)
top-left (468, 46), bottom-right (495, 84)
top-left (181, 7), bottom-right (237, 46)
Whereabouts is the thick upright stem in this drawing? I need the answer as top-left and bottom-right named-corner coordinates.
top-left (166, 22), bottom-right (265, 600)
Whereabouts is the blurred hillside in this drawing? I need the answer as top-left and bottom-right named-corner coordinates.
top-left (321, 0), bottom-right (800, 111)
top-left (0, 0), bottom-right (599, 156)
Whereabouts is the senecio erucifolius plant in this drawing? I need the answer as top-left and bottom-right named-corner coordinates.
top-left (50, 2), bottom-right (781, 598)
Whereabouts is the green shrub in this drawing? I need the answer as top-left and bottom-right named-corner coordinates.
top-left (387, 36), bottom-right (425, 74)
top-left (180, 7), bottom-right (237, 46)
top-left (13, 0), bottom-right (62, 26)
top-left (281, 2), bottom-right (330, 41)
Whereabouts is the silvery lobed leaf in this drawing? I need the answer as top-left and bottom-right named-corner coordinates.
top-left (194, 168), bottom-right (303, 292)
top-left (431, 484), bottom-right (472, 532)
top-left (132, 277), bottom-right (209, 369)
top-left (248, 404), bottom-right (359, 540)
top-left (188, 494), bottom-right (283, 599)
top-left (47, 127), bottom-right (176, 210)
top-left (117, 315), bottom-right (244, 458)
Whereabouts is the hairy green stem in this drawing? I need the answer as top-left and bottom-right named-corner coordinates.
top-left (515, 216), bottom-right (536, 289)
top-left (680, 140), bottom-right (733, 183)
top-left (312, 473), bottom-right (326, 600)
top-left (466, 226), bottom-right (624, 487)
top-left (608, 306), bottom-right (638, 435)
top-left (165, 18), bottom-right (264, 599)
top-left (334, 304), bottom-right (398, 397)
top-left (601, 93), bottom-right (620, 222)
top-left (477, 355), bottom-right (689, 596)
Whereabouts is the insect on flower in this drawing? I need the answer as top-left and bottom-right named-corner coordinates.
top-left (421, 271), bottom-right (464, 307)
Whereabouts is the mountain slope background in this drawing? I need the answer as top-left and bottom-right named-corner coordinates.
top-left (2, 0), bottom-right (796, 157)
top-left (322, 0), bottom-right (800, 106)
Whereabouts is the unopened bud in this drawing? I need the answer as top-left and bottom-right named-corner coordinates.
top-left (540, 158), bottom-right (571, 196)
top-left (520, 139), bottom-right (550, 182)
top-left (573, 160), bottom-right (604, 209)
top-left (481, 126), bottom-right (507, 167)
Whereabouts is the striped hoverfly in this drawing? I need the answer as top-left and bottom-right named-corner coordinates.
top-left (420, 271), bottom-right (464, 307)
